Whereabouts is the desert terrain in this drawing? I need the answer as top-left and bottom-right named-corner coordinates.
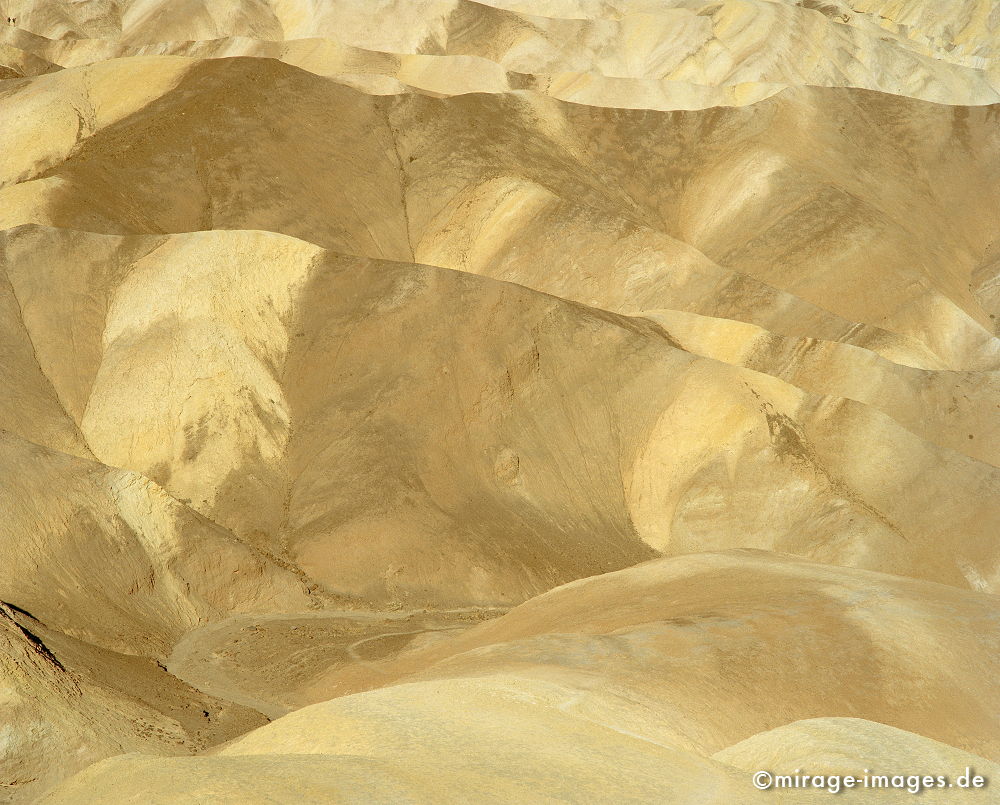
top-left (0, 1), bottom-right (998, 802)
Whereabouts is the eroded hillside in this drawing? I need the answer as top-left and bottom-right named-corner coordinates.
top-left (1, 1), bottom-right (998, 802)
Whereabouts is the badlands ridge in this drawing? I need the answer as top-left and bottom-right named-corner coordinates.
top-left (0, 1), bottom-right (998, 802)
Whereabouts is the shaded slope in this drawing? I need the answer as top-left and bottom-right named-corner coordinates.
top-left (165, 608), bottom-right (498, 719)
top-left (4, 226), bottom-right (998, 607)
top-left (0, 270), bottom-right (91, 458)
top-left (0, 430), bottom-right (310, 657)
top-left (0, 603), bottom-right (266, 804)
top-left (1, 56), bottom-right (997, 369)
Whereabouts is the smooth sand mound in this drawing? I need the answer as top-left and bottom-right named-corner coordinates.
top-left (40, 675), bottom-right (777, 804)
top-left (37, 748), bottom-right (763, 805)
top-left (715, 717), bottom-right (1000, 787)
top-left (302, 550), bottom-right (1000, 760)
top-left (40, 552), bottom-right (1000, 803)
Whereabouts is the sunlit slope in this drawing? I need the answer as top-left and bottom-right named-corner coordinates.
top-left (645, 308), bottom-right (1000, 467)
top-left (3, 0), bottom-right (999, 105)
top-left (393, 87), bottom-right (1000, 370)
top-left (715, 717), bottom-right (1000, 789)
top-left (302, 550), bottom-right (1000, 761)
top-left (40, 551), bottom-right (1000, 804)
top-left (38, 721), bottom-right (1000, 804)
top-left (2, 56), bottom-right (997, 370)
top-left (3, 226), bottom-right (998, 607)
top-left (38, 740), bottom-right (769, 805)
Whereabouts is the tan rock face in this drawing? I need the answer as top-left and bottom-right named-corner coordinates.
top-left (1, 1), bottom-right (998, 802)
top-left (0, 601), bottom-right (266, 805)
